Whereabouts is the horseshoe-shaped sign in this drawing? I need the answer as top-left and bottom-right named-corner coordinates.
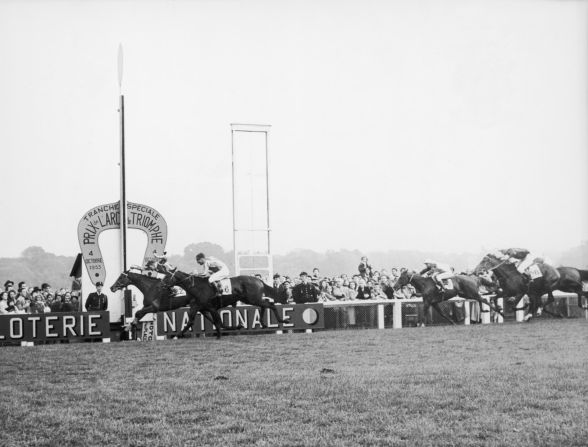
top-left (77, 201), bottom-right (167, 285)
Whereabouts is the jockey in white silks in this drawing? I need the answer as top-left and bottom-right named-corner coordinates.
top-left (420, 259), bottom-right (454, 291)
top-left (194, 252), bottom-right (230, 296)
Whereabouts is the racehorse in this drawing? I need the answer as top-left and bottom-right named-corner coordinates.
top-left (393, 270), bottom-right (503, 326)
top-left (110, 268), bottom-right (191, 330)
top-left (160, 268), bottom-right (290, 339)
top-left (474, 254), bottom-right (588, 317)
top-left (474, 254), bottom-right (530, 314)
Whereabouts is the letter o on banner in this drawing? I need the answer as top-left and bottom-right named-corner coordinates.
top-left (302, 308), bottom-right (319, 325)
top-left (10, 318), bottom-right (23, 338)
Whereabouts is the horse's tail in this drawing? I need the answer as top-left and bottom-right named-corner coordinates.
top-left (578, 270), bottom-right (588, 281)
top-left (263, 283), bottom-right (279, 300)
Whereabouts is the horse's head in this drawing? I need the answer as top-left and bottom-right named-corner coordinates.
top-left (110, 271), bottom-right (132, 292)
top-left (393, 270), bottom-right (413, 291)
top-left (473, 254), bottom-right (502, 275)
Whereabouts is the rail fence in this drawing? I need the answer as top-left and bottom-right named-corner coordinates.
top-left (320, 293), bottom-right (586, 331)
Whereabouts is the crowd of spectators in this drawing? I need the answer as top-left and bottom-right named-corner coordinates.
top-left (0, 280), bottom-right (81, 315)
top-left (272, 257), bottom-right (417, 304)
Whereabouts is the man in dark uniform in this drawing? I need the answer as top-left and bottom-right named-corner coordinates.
top-left (85, 282), bottom-right (108, 311)
top-left (291, 272), bottom-right (318, 304)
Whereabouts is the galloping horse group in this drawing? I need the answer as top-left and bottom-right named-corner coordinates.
top-left (108, 252), bottom-right (587, 339)
top-left (474, 253), bottom-right (588, 318)
top-left (110, 264), bottom-right (290, 339)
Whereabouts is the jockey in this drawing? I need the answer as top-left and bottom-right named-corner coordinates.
top-left (420, 259), bottom-right (453, 292)
top-left (499, 248), bottom-right (532, 273)
top-left (152, 250), bottom-right (173, 273)
top-left (194, 252), bottom-right (230, 297)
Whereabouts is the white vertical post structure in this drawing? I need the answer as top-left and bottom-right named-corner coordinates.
top-left (118, 44), bottom-right (128, 273)
top-left (481, 301), bottom-right (491, 324)
top-left (231, 124), bottom-right (273, 281)
top-left (496, 297), bottom-right (504, 323)
top-left (392, 300), bottom-right (402, 329)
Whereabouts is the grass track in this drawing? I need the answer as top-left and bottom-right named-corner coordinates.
top-left (1, 320), bottom-right (587, 446)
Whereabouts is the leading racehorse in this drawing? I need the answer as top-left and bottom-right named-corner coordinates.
top-left (160, 268), bottom-right (290, 339)
top-left (393, 270), bottom-right (503, 326)
top-left (110, 267), bottom-right (191, 332)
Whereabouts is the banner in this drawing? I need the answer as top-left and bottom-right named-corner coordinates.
top-left (157, 304), bottom-right (324, 336)
top-left (0, 312), bottom-right (110, 342)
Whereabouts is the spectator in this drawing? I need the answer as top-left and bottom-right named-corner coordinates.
top-left (71, 292), bottom-right (81, 311)
top-left (372, 284), bottom-right (387, 300)
top-left (358, 257), bottom-right (372, 279)
top-left (356, 278), bottom-right (372, 300)
top-left (318, 280), bottom-right (336, 302)
top-left (273, 273), bottom-right (282, 289)
top-left (278, 279), bottom-right (293, 304)
top-left (18, 281), bottom-right (27, 293)
top-left (347, 281), bottom-right (358, 300)
top-left (50, 296), bottom-right (62, 312)
top-left (60, 293), bottom-right (75, 313)
top-left (0, 292), bottom-right (8, 314)
top-left (29, 290), bottom-right (43, 313)
top-left (4, 280), bottom-right (15, 293)
top-left (331, 278), bottom-right (349, 301)
top-left (85, 282), bottom-right (108, 311)
top-left (291, 272), bottom-right (318, 304)
top-left (311, 268), bottom-right (321, 285)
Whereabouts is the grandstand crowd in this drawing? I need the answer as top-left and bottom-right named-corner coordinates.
top-left (271, 257), bottom-right (417, 304)
top-left (0, 256), bottom-right (418, 315)
top-left (0, 280), bottom-right (82, 315)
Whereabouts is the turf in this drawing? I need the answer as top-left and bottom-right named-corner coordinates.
top-left (1, 319), bottom-right (587, 447)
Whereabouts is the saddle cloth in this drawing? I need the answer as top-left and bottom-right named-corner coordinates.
top-left (526, 264), bottom-right (542, 280)
top-left (218, 278), bottom-right (232, 295)
top-left (442, 279), bottom-right (454, 290)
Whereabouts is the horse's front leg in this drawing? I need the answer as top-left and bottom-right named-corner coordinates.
top-left (180, 306), bottom-right (200, 337)
top-left (431, 301), bottom-right (455, 325)
top-left (478, 295), bottom-right (504, 318)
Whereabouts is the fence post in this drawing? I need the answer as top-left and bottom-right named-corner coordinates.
top-left (496, 298), bottom-right (504, 323)
top-left (377, 304), bottom-right (385, 329)
top-left (393, 300), bottom-right (402, 329)
top-left (515, 302), bottom-right (525, 322)
top-left (481, 300), bottom-right (491, 324)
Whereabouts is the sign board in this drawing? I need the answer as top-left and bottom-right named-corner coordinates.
top-left (157, 303), bottom-right (324, 336)
top-left (0, 312), bottom-right (110, 342)
top-left (77, 201), bottom-right (167, 323)
top-left (78, 201), bottom-right (167, 285)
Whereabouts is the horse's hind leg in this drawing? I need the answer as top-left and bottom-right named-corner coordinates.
top-left (262, 301), bottom-right (290, 325)
top-left (541, 291), bottom-right (563, 318)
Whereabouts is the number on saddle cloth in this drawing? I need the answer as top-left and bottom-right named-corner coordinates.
top-left (526, 264), bottom-right (542, 280)
top-left (217, 278), bottom-right (232, 295)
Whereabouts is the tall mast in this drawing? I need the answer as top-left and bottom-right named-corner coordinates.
top-left (118, 44), bottom-right (128, 271)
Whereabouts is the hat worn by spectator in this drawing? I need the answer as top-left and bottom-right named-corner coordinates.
top-left (41, 283), bottom-right (50, 289)
top-left (32, 287), bottom-right (41, 293)
top-left (4, 280), bottom-right (14, 288)
top-left (273, 273), bottom-right (280, 279)
top-left (96, 281), bottom-right (104, 287)
top-left (299, 272), bottom-right (308, 277)
top-left (18, 281), bottom-right (26, 288)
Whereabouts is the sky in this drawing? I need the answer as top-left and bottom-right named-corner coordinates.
top-left (1, 0), bottom-right (587, 260)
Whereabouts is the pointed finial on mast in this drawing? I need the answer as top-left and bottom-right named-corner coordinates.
top-left (117, 43), bottom-right (124, 93)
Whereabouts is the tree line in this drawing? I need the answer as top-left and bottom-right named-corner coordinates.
top-left (1, 241), bottom-right (586, 290)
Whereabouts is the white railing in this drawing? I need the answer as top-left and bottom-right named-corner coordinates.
top-left (319, 292), bottom-right (585, 329)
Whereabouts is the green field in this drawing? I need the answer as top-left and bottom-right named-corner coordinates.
top-left (1, 320), bottom-right (587, 447)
